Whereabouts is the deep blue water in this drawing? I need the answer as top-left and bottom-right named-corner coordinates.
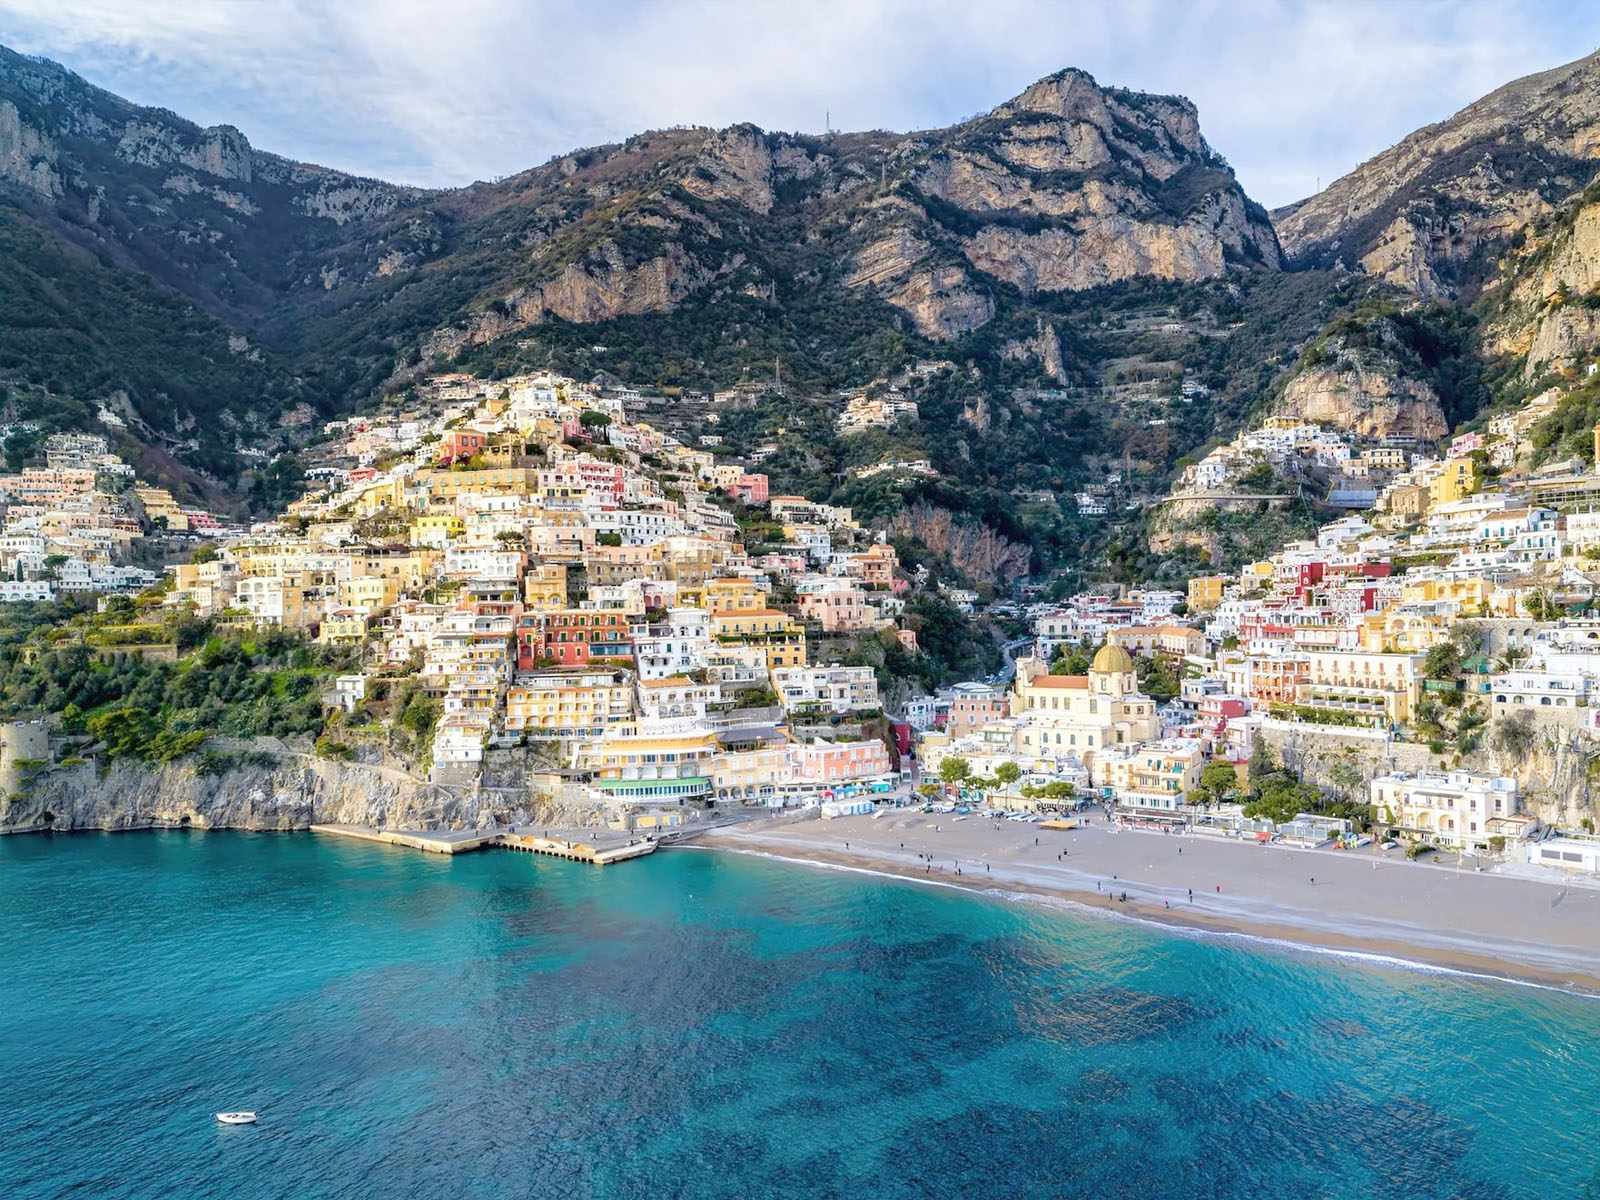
top-left (2, 832), bottom-right (1598, 1199)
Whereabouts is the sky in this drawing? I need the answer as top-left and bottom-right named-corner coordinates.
top-left (0, 0), bottom-right (1597, 209)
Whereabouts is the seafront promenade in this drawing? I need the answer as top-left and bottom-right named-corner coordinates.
top-left (309, 823), bottom-right (663, 865)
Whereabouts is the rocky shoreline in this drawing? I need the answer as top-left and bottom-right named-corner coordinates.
top-left (1, 755), bottom-right (525, 836)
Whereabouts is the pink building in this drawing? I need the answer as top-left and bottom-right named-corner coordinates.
top-left (942, 684), bottom-right (1008, 738)
top-left (725, 473), bottom-right (770, 505)
top-left (799, 586), bottom-right (872, 632)
top-left (792, 738), bottom-right (892, 784)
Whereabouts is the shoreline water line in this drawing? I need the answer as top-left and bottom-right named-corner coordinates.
top-left (676, 841), bottom-right (1600, 1000)
top-left (8, 822), bottom-right (1597, 998)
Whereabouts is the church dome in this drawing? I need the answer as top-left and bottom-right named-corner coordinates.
top-left (1091, 643), bottom-right (1134, 674)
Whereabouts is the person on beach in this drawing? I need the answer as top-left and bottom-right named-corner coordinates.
top-left (1188, 888), bottom-right (1192, 901)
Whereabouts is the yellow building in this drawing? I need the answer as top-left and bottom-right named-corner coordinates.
top-left (1427, 457), bottom-right (1477, 510)
top-left (1239, 561), bottom-right (1274, 591)
top-left (712, 744), bottom-right (794, 804)
top-left (1400, 577), bottom-right (1492, 612)
top-left (706, 576), bottom-right (765, 614)
top-left (318, 609), bottom-right (369, 645)
top-left (414, 467), bottom-right (538, 502)
top-left (133, 485), bottom-right (183, 526)
top-left (710, 609), bottom-right (807, 670)
top-left (338, 575), bottom-right (399, 614)
top-left (1384, 483), bottom-right (1430, 519)
top-left (1108, 625), bottom-right (1206, 658)
top-left (1099, 738), bottom-right (1205, 813)
top-left (357, 551), bottom-right (437, 591)
top-left (411, 514), bottom-right (465, 545)
top-left (505, 668), bottom-right (634, 738)
top-left (1012, 646), bottom-right (1159, 757)
top-left (523, 563), bottom-right (568, 611)
top-left (1187, 575), bottom-right (1229, 612)
top-left (1297, 650), bottom-right (1426, 725)
top-left (353, 478), bottom-right (405, 516)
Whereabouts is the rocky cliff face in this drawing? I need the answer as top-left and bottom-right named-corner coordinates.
top-left (833, 69), bottom-right (1278, 339)
top-left (1486, 193), bottom-right (1600, 373)
top-left (438, 67), bottom-right (1279, 351)
top-left (1275, 49), bottom-right (1600, 297)
top-left (4, 756), bottom-right (529, 834)
top-left (0, 46), bottom-right (422, 286)
top-left (1275, 356), bottom-right (1447, 440)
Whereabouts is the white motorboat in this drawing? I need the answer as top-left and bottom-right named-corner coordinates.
top-left (215, 1112), bottom-right (257, 1125)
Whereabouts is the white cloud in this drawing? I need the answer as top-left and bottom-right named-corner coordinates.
top-left (0, 0), bottom-right (1595, 204)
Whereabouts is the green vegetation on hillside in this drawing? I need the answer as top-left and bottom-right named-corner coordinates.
top-left (0, 597), bottom-right (350, 763)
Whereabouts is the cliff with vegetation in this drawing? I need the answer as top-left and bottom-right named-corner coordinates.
top-left (1275, 49), bottom-right (1600, 298)
top-left (0, 45), bottom-right (1282, 519)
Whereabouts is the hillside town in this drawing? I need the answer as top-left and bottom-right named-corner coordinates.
top-left (7, 364), bottom-right (1600, 876)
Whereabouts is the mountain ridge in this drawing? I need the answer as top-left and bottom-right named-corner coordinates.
top-left (0, 45), bottom-right (1286, 524)
top-left (1274, 47), bottom-right (1600, 298)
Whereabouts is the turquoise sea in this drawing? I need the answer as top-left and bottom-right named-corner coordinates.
top-left (2, 832), bottom-right (1598, 1199)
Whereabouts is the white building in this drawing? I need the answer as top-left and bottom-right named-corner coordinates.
top-left (1370, 770), bottom-right (1521, 851)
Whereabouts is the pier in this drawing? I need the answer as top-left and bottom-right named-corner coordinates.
top-left (309, 823), bottom-right (662, 865)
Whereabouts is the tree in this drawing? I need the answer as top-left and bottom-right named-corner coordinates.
top-left (1450, 622), bottom-right (1486, 660)
top-left (578, 409), bottom-right (613, 429)
top-left (938, 756), bottom-right (971, 784)
top-left (995, 761), bottom-right (1020, 786)
top-left (1051, 642), bottom-right (1093, 675)
top-left (1491, 710), bottom-right (1540, 772)
top-left (86, 707), bottom-right (155, 759)
top-left (1199, 759), bottom-right (1238, 802)
top-left (1325, 753), bottom-right (1368, 810)
top-left (1423, 642), bottom-right (1462, 680)
top-left (1249, 738), bottom-right (1279, 780)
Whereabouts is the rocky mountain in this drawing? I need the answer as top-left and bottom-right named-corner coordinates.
top-left (1275, 49), bottom-right (1600, 298)
top-left (0, 48), bottom-right (1287, 513)
top-left (1484, 180), bottom-right (1600, 374)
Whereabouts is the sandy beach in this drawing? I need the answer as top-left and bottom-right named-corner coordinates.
top-left (693, 810), bottom-right (1600, 994)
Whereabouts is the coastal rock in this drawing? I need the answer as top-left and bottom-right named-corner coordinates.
top-left (1001, 318), bottom-right (1069, 382)
top-left (886, 264), bottom-right (995, 340)
top-left (421, 243), bottom-right (710, 359)
top-left (1488, 199), bottom-right (1600, 372)
top-left (3, 756), bottom-right (521, 835)
top-left (965, 216), bottom-right (1223, 294)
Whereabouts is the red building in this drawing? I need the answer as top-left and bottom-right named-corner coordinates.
top-left (439, 429), bottom-right (488, 464)
top-left (518, 609), bottom-right (633, 668)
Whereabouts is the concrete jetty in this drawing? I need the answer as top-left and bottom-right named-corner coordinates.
top-left (310, 823), bottom-right (661, 865)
